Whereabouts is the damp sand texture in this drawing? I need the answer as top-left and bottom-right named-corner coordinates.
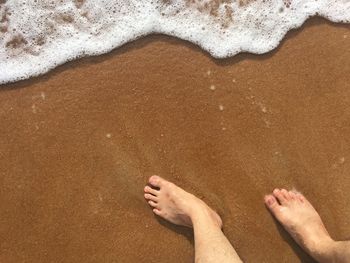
top-left (0, 17), bottom-right (350, 262)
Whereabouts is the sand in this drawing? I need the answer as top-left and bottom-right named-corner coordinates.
top-left (0, 17), bottom-right (349, 262)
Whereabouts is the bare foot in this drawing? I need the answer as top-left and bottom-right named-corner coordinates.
top-left (265, 189), bottom-right (335, 262)
top-left (144, 175), bottom-right (222, 228)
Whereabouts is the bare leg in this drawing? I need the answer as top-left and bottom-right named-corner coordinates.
top-left (265, 189), bottom-right (350, 263)
top-left (144, 176), bottom-right (242, 263)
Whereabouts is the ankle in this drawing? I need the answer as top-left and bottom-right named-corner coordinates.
top-left (189, 202), bottom-right (221, 229)
top-left (309, 237), bottom-right (337, 263)
top-left (188, 200), bottom-right (208, 218)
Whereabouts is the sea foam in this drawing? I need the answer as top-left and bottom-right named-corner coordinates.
top-left (0, 0), bottom-right (349, 84)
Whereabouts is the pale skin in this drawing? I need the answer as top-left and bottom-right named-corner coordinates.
top-left (144, 175), bottom-right (350, 263)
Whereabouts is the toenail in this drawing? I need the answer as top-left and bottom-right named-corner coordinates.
top-left (273, 189), bottom-right (279, 193)
top-left (267, 197), bottom-right (275, 205)
top-left (150, 178), bottom-right (157, 183)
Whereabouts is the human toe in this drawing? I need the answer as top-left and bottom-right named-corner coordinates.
top-left (148, 175), bottom-right (163, 188)
top-left (264, 194), bottom-right (282, 216)
top-left (281, 189), bottom-right (291, 200)
top-left (144, 193), bottom-right (158, 202)
top-left (288, 190), bottom-right (297, 200)
top-left (153, 208), bottom-right (162, 216)
top-left (273, 188), bottom-right (288, 205)
top-left (148, 200), bottom-right (158, 208)
top-left (144, 186), bottom-right (159, 196)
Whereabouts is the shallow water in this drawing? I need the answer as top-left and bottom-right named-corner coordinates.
top-left (0, 0), bottom-right (349, 84)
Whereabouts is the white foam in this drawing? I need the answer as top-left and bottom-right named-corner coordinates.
top-left (0, 0), bottom-right (349, 84)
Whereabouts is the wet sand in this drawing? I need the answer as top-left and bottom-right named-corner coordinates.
top-left (0, 18), bottom-right (349, 262)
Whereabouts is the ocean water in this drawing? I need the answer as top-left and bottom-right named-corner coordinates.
top-left (0, 0), bottom-right (349, 84)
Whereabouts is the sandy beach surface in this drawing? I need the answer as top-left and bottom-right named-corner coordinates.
top-left (0, 18), bottom-right (349, 262)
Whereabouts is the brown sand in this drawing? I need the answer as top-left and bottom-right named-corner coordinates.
top-left (0, 18), bottom-right (349, 262)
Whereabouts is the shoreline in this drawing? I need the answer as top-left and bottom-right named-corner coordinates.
top-left (2, 17), bottom-right (349, 89)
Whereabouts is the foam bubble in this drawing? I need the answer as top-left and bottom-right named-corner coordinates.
top-left (0, 0), bottom-right (349, 84)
